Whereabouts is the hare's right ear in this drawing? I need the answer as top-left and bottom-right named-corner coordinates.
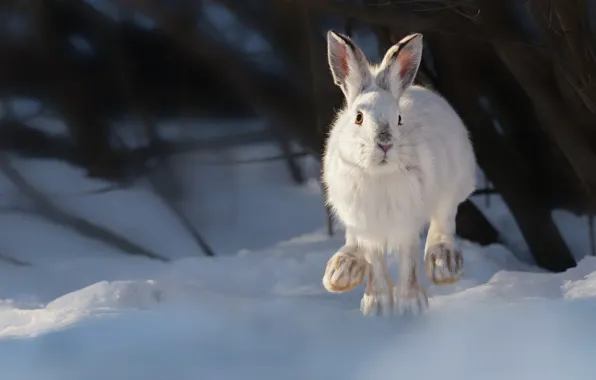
top-left (377, 33), bottom-right (423, 99)
top-left (327, 30), bottom-right (371, 103)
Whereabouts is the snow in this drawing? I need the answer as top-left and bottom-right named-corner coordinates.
top-left (131, 11), bottom-right (156, 30)
top-left (7, 98), bottom-right (42, 119)
top-left (83, 0), bottom-right (120, 21)
top-left (553, 209), bottom-right (595, 262)
top-left (25, 116), bottom-right (69, 136)
top-left (1, 138), bottom-right (596, 379)
top-left (2, 250), bottom-right (596, 379)
top-left (68, 35), bottom-right (95, 56)
top-left (202, 0), bottom-right (271, 54)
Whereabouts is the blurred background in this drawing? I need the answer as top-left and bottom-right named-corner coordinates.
top-left (0, 0), bottom-right (595, 274)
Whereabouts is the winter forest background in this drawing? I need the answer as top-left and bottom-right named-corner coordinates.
top-left (2, 1), bottom-right (596, 379)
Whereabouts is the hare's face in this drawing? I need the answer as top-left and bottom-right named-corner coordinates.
top-left (326, 30), bottom-right (422, 173)
top-left (337, 90), bottom-right (403, 172)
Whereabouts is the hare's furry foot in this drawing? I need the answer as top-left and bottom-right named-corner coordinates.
top-left (323, 251), bottom-right (368, 293)
top-left (360, 292), bottom-right (394, 317)
top-left (425, 243), bottom-right (464, 285)
top-left (360, 266), bottom-right (394, 317)
top-left (393, 285), bottom-right (429, 315)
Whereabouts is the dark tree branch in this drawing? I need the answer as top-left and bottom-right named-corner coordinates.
top-left (493, 42), bottom-right (596, 198)
top-left (0, 154), bottom-right (168, 261)
top-left (0, 252), bottom-right (31, 267)
top-left (429, 36), bottom-right (575, 271)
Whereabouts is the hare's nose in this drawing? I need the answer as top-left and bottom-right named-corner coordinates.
top-left (377, 143), bottom-right (393, 153)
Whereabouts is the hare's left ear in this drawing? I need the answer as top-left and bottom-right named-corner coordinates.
top-left (377, 33), bottom-right (423, 98)
top-left (327, 30), bottom-right (371, 104)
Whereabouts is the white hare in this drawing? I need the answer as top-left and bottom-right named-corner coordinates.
top-left (321, 31), bottom-right (476, 316)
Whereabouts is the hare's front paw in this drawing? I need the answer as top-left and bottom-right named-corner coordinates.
top-left (323, 251), bottom-right (368, 293)
top-left (393, 286), bottom-right (429, 315)
top-left (425, 243), bottom-right (463, 286)
top-left (360, 292), bottom-right (394, 317)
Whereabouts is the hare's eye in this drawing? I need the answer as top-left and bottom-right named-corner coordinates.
top-left (355, 112), bottom-right (364, 125)
top-left (398, 115), bottom-right (403, 125)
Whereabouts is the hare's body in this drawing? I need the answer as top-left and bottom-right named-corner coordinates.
top-left (324, 86), bottom-right (475, 248)
top-left (321, 31), bottom-right (476, 316)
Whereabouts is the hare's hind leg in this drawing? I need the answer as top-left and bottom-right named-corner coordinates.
top-left (393, 236), bottom-right (429, 315)
top-left (424, 199), bottom-right (464, 286)
top-left (360, 251), bottom-right (394, 317)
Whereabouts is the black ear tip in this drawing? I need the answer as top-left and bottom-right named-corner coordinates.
top-left (409, 33), bottom-right (423, 43)
top-left (327, 30), bottom-right (357, 50)
top-left (327, 30), bottom-right (340, 43)
top-left (399, 33), bottom-right (423, 46)
top-left (328, 30), bottom-right (351, 44)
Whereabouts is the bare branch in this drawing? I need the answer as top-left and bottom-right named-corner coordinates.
top-left (0, 252), bottom-right (31, 266)
top-left (0, 154), bottom-right (168, 261)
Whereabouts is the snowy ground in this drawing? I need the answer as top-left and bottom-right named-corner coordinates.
top-left (0, 140), bottom-right (596, 379)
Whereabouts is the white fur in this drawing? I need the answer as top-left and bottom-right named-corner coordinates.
top-left (322, 31), bottom-right (476, 316)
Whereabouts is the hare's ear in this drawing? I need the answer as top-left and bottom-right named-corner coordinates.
top-left (377, 33), bottom-right (423, 98)
top-left (327, 30), bottom-right (371, 103)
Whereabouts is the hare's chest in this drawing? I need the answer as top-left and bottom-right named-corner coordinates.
top-left (326, 172), bottom-right (425, 238)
